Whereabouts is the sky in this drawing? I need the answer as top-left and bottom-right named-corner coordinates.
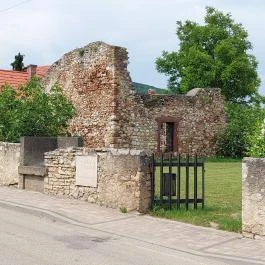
top-left (0, 0), bottom-right (264, 93)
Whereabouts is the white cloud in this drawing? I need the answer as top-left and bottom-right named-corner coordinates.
top-left (0, 0), bottom-right (264, 93)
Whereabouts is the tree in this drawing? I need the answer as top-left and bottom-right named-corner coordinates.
top-left (0, 77), bottom-right (76, 142)
top-left (156, 7), bottom-right (260, 102)
top-left (11, 52), bottom-right (24, 71)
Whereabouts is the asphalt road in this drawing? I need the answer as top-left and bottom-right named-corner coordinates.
top-left (0, 203), bottom-right (246, 265)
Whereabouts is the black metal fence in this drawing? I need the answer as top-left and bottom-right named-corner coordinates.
top-left (150, 153), bottom-right (205, 210)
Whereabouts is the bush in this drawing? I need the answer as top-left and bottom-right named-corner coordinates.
top-left (0, 86), bottom-right (22, 142)
top-left (217, 102), bottom-right (265, 158)
top-left (0, 78), bottom-right (75, 142)
top-left (247, 119), bottom-right (265, 157)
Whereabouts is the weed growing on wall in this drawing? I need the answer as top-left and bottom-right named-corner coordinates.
top-left (0, 77), bottom-right (76, 142)
top-left (78, 48), bottom-right (85, 57)
top-left (120, 207), bottom-right (128, 213)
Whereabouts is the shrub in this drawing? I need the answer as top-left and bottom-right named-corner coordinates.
top-left (217, 102), bottom-right (265, 158)
top-left (0, 77), bottom-right (75, 142)
top-left (0, 86), bottom-right (22, 142)
top-left (247, 119), bottom-right (265, 157)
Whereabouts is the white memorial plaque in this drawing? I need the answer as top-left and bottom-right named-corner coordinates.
top-left (76, 154), bottom-right (98, 187)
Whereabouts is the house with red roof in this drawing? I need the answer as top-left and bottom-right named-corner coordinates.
top-left (0, 65), bottom-right (50, 89)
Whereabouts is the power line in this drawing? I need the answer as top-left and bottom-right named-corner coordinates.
top-left (0, 0), bottom-right (34, 13)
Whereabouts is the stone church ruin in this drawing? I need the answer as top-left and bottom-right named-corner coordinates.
top-left (0, 42), bottom-right (226, 211)
top-left (44, 41), bottom-right (226, 156)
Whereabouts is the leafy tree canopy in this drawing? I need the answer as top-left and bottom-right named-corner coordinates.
top-left (156, 7), bottom-right (261, 102)
top-left (0, 78), bottom-right (76, 142)
top-left (11, 52), bottom-right (24, 71)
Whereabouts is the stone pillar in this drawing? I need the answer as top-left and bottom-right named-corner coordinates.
top-left (136, 155), bottom-right (152, 213)
top-left (242, 158), bottom-right (265, 239)
top-left (18, 174), bottom-right (24, 189)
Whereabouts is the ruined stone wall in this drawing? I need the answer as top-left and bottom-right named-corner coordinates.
top-left (44, 42), bottom-right (226, 156)
top-left (131, 90), bottom-right (225, 156)
top-left (112, 48), bottom-right (226, 155)
top-left (44, 148), bottom-right (151, 212)
top-left (242, 158), bottom-right (265, 239)
top-left (43, 42), bottom-right (120, 148)
top-left (0, 142), bottom-right (20, 186)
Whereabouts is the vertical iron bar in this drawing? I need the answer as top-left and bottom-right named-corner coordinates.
top-left (169, 153), bottom-right (172, 209)
top-left (177, 153), bottom-right (181, 209)
top-left (202, 158), bottom-right (205, 209)
top-left (194, 154), bottom-right (198, 209)
top-left (151, 153), bottom-right (155, 207)
top-left (160, 153), bottom-right (164, 206)
top-left (185, 154), bottom-right (189, 210)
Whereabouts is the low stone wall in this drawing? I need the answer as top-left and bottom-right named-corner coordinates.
top-left (242, 158), bottom-right (265, 239)
top-left (0, 142), bottom-right (20, 186)
top-left (44, 148), bottom-right (151, 212)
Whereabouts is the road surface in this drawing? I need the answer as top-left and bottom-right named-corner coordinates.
top-left (0, 203), bottom-right (250, 265)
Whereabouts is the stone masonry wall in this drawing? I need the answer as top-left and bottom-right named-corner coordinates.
top-left (0, 142), bottom-right (20, 186)
top-left (112, 46), bottom-right (226, 155)
top-left (242, 158), bottom-right (265, 239)
top-left (44, 148), bottom-right (151, 212)
top-left (44, 41), bottom-right (226, 156)
top-left (44, 42), bottom-right (119, 148)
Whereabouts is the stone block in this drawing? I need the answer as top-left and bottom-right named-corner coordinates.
top-left (24, 175), bottom-right (44, 193)
top-left (18, 166), bottom-right (47, 176)
top-left (0, 142), bottom-right (21, 186)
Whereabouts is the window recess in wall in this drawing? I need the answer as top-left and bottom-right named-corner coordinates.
top-left (156, 117), bottom-right (179, 153)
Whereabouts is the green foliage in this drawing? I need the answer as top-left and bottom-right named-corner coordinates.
top-left (78, 48), bottom-right (85, 57)
top-left (119, 207), bottom-right (128, 213)
top-left (0, 78), bottom-right (75, 142)
top-left (0, 86), bottom-right (22, 142)
top-left (156, 7), bottom-right (260, 102)
top-left (217, 102), bottom-right (265, 157)
top-left (11, 52), bottom-right (24, 71)
top-left (247, 118), bottom-right (265, 157)
top-left (205, 156), bottom-right (242, 163)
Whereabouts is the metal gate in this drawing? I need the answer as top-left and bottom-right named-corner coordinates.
top-left (150, 153), bottom-right (205, 210)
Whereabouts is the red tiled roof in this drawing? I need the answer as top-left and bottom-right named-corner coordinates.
top-left (0, 66), bottom-right (50, 89)
top-left (36, 66), bottom-right (50, 77)
top-left (0, 69), bottom-right (28, 89)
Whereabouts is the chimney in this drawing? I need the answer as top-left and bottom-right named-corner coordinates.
top-left (148, 89), bottom-right (156, 95)
top-left (27, 64), bottom-right (37, 78)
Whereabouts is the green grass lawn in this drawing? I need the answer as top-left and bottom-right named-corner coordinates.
top-left (150, 158), bottom-right (242, 232)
